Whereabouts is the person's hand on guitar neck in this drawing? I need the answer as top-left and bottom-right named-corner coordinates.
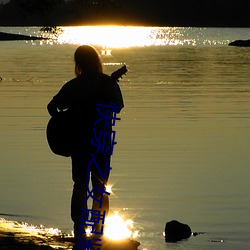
top-left (47, 99), bottom-right (63, 117)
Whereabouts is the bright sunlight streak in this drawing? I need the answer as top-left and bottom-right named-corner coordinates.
top-left (57, 26), bottom-right (154, 48)
top-left (105, 185), bottom-right (113, 194)
top-left (104, 212), bottom-right (139, 241)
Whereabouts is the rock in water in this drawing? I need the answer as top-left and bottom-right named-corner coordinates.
top-left (228, 39), bottom-right (250, 47)
top-left (164, 220), bottom-right (192, 242)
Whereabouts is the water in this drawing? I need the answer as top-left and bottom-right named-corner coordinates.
top-left (0, 26), bottom-right (250, 250)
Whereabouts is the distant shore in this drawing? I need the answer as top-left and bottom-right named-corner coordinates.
top-left (0, 31), bottom-right (45, 41)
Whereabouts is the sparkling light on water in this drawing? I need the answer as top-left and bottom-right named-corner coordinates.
top-left (57, 26), bottom-right (153, 47)
top-left (0, 218), bottom-right (62, 237)
top-left (104, 211), bottom-right (139, 241)
top-left (56, 26), bottom-right (231, 48)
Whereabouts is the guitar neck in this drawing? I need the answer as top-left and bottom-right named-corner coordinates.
top-left (110, 65), bottom-right (128, 82)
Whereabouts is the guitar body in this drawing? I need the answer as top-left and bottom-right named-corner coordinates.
top-left (46, 65), bottom-right (127, 157)
top-left (46, 110), bottom-right (73, 157)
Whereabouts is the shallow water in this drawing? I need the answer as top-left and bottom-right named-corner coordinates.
top-left (0, 27), bottom-right (250, 250)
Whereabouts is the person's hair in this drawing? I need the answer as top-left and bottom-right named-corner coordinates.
top-left (74, 45), bottom-right (103, 76)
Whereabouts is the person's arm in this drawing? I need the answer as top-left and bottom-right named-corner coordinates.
top-left (47, 99), bottom-right (58, 117)
top-left (108, 80), bottom-right (124, 113)
top-left (47, 80), bottom-right (74, 116)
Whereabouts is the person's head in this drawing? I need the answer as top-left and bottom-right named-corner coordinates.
top-left (74, 45), bottom-right (103, 76)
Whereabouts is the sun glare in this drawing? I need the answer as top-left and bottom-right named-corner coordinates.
top-left (47, 26), bottom-right (205, 47)
top-left (57, 26), bottom-right (153, 48)
top-left (105, 184), bottom-right (113, 193)
top-left (104, 212), bottom-right (139, 241)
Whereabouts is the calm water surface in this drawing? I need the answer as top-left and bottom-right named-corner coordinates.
top-left (0, 27), bottom-right (250, 249)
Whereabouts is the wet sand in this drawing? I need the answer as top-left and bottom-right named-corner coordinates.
top-left (0, 219), bottom-right (140, 250)
top-left (0, 234), bottom-right (53, 249)
top-left (0, 219), bottom-right (71, 249)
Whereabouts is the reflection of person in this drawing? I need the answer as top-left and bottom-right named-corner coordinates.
top-left (47, 45), bottom-right (124, 241)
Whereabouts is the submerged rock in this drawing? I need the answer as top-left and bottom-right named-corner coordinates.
top-left (228, 39), bottom-right (250, 47)
top-left (164, 220), bottom-right (192, 242)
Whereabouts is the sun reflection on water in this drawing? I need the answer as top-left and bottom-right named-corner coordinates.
top-left (0, 218), bottom-right (62, 237)
top-left (104, 211), bottom-right (139, 241)
top-left (56, 26), bottom-right (214, 48)
top-left (57, 26), bottom-right (154, 48)
top-left (54, 26), bottom-right (231, 48)
top-left (54, 26), bottom-right (232, 48)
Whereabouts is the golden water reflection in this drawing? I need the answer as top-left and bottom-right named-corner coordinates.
top-left (57, 26), bottom-right (195, 48)
top-left (104, 211), bottom-right (139, 241)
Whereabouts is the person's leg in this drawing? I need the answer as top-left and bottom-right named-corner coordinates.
top-left (71, 182), bottom-right (88, 236)
top-left (71, 149), bottom-right (90, 238)
top-left (91, 154), bottom-right (111, 232)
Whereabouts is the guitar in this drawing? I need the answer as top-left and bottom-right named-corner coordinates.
top-left (46, 65), bottom-right (127, 157)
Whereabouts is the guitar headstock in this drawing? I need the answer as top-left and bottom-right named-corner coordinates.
top-left (110, 65), bottom-right (128, 82)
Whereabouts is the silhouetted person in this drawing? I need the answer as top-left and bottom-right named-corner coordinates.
top-left (47, 45), bottom-right (124, 242)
